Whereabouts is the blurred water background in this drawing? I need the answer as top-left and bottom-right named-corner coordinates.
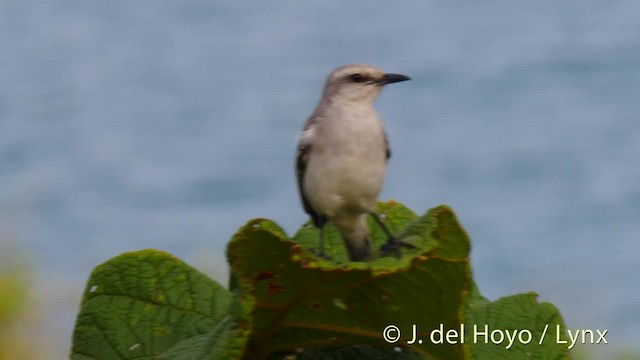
top-left (1, 1), bottom-right (638, 358)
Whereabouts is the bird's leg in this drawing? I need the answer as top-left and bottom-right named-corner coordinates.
top-left (318, 226), bottom-right (326, 258)
top-left (316, 216), bottom-right (330, 259)
top-left (369, 212), bottom-right (417, 256)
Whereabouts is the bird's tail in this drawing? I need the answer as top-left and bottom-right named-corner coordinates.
top-left (335, 214), bottom-right (372, 261)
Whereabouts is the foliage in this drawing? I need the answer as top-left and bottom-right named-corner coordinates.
top-left (71, 202), bottom-right (571, 359)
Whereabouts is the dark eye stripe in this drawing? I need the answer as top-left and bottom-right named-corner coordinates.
top-left (349, 73), bottom-right (366, 83)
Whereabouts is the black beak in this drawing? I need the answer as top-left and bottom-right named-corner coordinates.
top-left (379, 73), bottom-right (411, 85)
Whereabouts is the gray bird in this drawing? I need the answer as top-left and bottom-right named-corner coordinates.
top-left (296, 64), bottom-right (415, 261)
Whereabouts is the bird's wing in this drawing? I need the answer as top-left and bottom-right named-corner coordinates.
top-left (296, 143), bottom-right (326, 228)
top-left (296, 124), bottom-right (326, 228)
top-left (384, 131), bottom-right (391, 160)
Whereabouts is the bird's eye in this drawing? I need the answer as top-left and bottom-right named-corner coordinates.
top-left (349, 73), bottom-right (366, 83)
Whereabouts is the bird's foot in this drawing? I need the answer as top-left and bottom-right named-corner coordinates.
top-left (380, 237), bottom-right (417, 257)
top-left (314, 248), bottom-right (331, 260)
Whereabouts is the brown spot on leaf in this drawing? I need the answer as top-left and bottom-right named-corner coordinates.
top-left (268, 282), bottom-right (285, 294)
top-left (153, 327), bottom-right (168, 335)
top-left (255, 270), bottom-right (276, 281)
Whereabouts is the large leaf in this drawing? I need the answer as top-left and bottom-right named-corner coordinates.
top-left (70, 201), bottom-right (572, 360)
top-left (156, 293), bottom-right (252, 360)
top-left (70, 250), bottom-right (238, 359)
top-left (464, 289), bottom-right (572, 359)
top-left (227, 202), bottom-right (472, 360)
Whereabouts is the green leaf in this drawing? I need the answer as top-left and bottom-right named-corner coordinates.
top-left (293, 200), bottom-right (423, 263)
top-left (70, 249), bottom-right (235, 360)
top-left (464, 292), bottom-right (572, 359)
top-left (157, 294), bottom-right (252, 360)
top-left (70, 201), bottom-right (573, 360)
top-left (227, 202), bottom-right (472, 360)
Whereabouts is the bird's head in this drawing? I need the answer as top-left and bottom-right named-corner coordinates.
top-left (322, 64), bottom-right (410, 104)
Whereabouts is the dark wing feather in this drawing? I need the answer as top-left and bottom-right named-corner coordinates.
top-left (384, 131), bottom-right (391, 160)
top-left (296, 143), bottom-right (326, 228)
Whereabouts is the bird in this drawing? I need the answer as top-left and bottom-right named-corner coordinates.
top-left (295, 64), bottom-right (415, 261)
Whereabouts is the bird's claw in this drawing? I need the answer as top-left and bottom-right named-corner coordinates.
top-left (315, 249), bottom-right (331, 260)
top-left (380, 238), bottom-right (417, 257)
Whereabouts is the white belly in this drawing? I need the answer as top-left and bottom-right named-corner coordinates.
top-left (303, 110), bottom-right (387, 217)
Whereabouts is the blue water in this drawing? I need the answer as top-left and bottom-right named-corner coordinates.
top-left (1, 1), bottom-right (639, 357)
